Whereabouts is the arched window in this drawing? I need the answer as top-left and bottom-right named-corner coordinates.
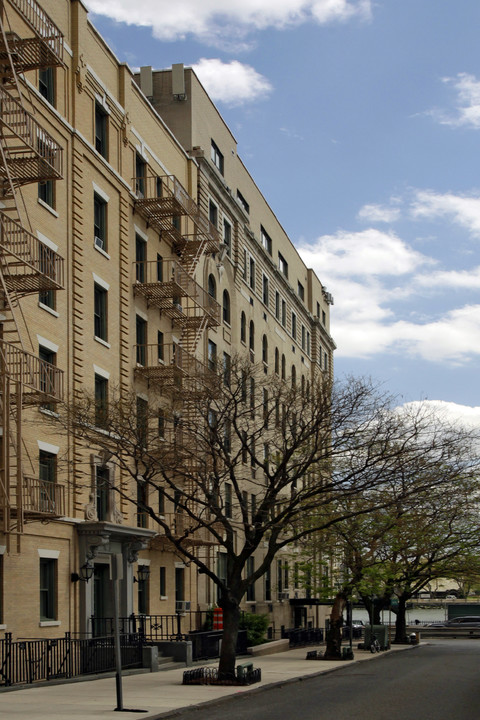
top-left (291, 365), bottom-right (296, 387)
top-left (240, 312), bottom-right (246, 343)
top-left (274, 347), bottom-right (279, 375)
top-left (222, 289), bottom-right (230, 325)
top-left (249, 320), bottom-right (255, 352)
top-left (262, 335), bottom-right (268, 364)
top-left (281, 354), bottom-right (286, 380)
top-left (208, 273), bottom-right (216, 300)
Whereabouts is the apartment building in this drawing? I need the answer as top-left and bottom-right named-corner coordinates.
top-left (0, 0), bottom-right (335, 641)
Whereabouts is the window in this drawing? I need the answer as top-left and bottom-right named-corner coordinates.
top-left (242, 248), bottom-right (248, 280)
top-left (39, 558), bottom-right (56, 620)
top-left (156, 253), bottom-right (164, 281)
top-left (263, 387), bottom-right (269, 427)
top-left (236, 189), bottom-right (249, 214)
top-left (225, 483), bottom-right (232, 518)
top-left (217, 553), bottom-right (227, 602)
top-left (301, 325), bottom-right (306, 350)
top-left (137, 480), bottom-right (148, 528)
top-left (275, 291), bottom-right (280, 320)
top-left (211, 140), bottom-right (224, 174)
top-left (250, 377), bottom-right (255, 417)
top-left (240, 312), bottom-right (246, 344)
top-left (274, 348), bottom-right (279, 375)
top-left (135, 154), bottom-right (146, 197)
top-left (222, 289), bottom-right (230, 324)
top-left (281, 354), bottom-right (286, 380)
top-left (249, 320), bottom-right (255, 352)
top-left (291, 365), bottom-right (296, 387)
top-left (262, 274), bottom-right (269, 306)
top-left (223, 352), bottom-right (231, 387)
top-left (135, 235), bottom-right (146, 283)
top-left (278, 252), bottom-right (288, 278)
top-left (39, 244), bottom-right (56, 309)
top-left (265, 565), bottom-right (271, 601)
top-left (157, 330), bottom-right (164, 362)
top-left (39, 344), bottom-right (55, 400)
top-left (249, 256), bottom-right (255, 291)
top-left (95, 103), bottom-right (108, 158)
top-left (262, 334), bottom-right (268, 364)
top-left (322, 310), bottom-right (326, 326)
top-left (297, 281), bottom-right (305, 301)
top-left (39, 68), bottom-right (54, 105)
top-left (246, 557), bottom-right (255, 601)
top-left (137, 565), bottom-right (149, 614)
top-left (136, 315), bottom-right (147, 365)
top-left (223, 220), bottom-right (232, 257)
top-left (261, 226), bottom-right (272, 255)
top-left (307, 331), bottom-right (311, 356)
top-left (208, 339), bottom-right (217, 371)
top-left (38, 180), bottom-right (54, 208)
top-left (209, 200), bottom-right (218, 227)
top-left (95, 374), bottom-right (108, 427)
top-left (250, 494), bottom-right (256, 523)
top-left (281, 299), bottom-right (286, 328)
top-left (96, 465), bottom-right (110, 521)
top-left (39, 449), bottom-right (56, 513)
top-left (208, 273), bottom-right (216, 300)
top-left (94, 194), bottom-right (107, 250)
top-left (94, 284), bottom-right (107, 341)
top-left (291, 312), bottom-right (297, 340)
top-left (160, 567), bottom-right (166, 597)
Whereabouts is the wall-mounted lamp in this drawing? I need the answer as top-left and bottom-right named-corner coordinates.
top-left (133, 565), bottom-right (150, 583)
top-left (71, 562), bottom-right (94, 583)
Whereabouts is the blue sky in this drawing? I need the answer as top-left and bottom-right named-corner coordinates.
top-left (86, 0), bottom-right (480, 419)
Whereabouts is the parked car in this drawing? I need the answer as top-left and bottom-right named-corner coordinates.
top-left (440, 616), bottom-right (480, 627)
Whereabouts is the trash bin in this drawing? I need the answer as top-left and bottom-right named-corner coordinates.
top-left (364, 625), bottom-right (389, 650)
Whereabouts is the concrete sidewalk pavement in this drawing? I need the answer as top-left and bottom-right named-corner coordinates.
top-left (0, 644), bottom-right (415, 720)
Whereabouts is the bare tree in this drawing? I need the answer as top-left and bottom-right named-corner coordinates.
top-left (60, 363), bottom-right (480, 676)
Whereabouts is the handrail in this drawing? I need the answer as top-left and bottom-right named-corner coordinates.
top-left (22, 476), bottom-right (65, 515)
top-left (9, 0), bottom-right (64, 62)
top-left (0, 338), bottom-right (64, 400)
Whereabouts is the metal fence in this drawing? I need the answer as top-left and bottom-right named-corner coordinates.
top-left (0, 632), bottom-right (143, 687)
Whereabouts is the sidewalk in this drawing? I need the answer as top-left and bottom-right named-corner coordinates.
top-left (0, 644), bottom-right (415, 720)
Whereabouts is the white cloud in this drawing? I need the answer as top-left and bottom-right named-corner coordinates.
top-left (298, 228), bottom-right (431, 277)
top-left (192, 59), bottom-right (272, 106)
top-left (401, 400), bottom-right (480, 429)
top-left (436, 73), bottom-right (480, 129)
top-left (411, 190), bottom-right (480, 237)
top-left (86, 0), bottom-right (371, 47)
top-left (414, 266), bottom-right (480, 290)
top-left (357, 203), bottom-right (401, 224)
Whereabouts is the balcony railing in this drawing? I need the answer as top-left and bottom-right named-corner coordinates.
top-left (133, 259), bottom-right (220, 326)
top-left (8, 0), bottom-right (64, 65)
top-left (0, 339), bottom-right (64, 401)
top-left (133, 175), bottom-right (220, 250)
top-left (0, 211), bottom-right (64, 294)
top-left (21, 476), bottom-right (65, 516)
top-left (134, 342), bottom-right (207, 383)
top-left (0, 85), bottom-right (63, 188)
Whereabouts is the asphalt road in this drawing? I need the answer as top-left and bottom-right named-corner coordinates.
top-left (157, 639), bottom-right (480, 720)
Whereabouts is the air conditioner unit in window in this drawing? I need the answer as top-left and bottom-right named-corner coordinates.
top-left (175, 600), bottom-right (191, 613)
top-left (278, 591), bottom-right (290, 601)
top-left (94, 236), bottom-right (104, 250)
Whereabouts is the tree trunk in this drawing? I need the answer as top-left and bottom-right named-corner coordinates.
top-left (394, 594), bottom-right (409, 643)
top-left (217, 595), bottom-right (240, 679)
top-left (324, 592), bottom-right (346, 660)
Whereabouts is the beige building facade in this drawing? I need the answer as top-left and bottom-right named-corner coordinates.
top-left (0, 0), bottom-right (335, 643)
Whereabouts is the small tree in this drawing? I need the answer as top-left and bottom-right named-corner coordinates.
top-left (63, 364), bottom-right (479, 676)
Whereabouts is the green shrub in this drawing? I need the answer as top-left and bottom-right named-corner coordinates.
top-left (239, 612), bottom-right (270, 646)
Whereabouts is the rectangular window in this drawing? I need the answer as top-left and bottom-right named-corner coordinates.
top-left (277, 560), bottom-right (283, 596)
top-left (38, 243), bottom-right (56, 309)
top-left (136, 315), bottom-right (147, 365)
top-left (246, 557), bottom-right (255, 601)
top-left (94, 374), bottom-right (108, 427)
top-left (281, 299), bottom-right (286, 328)
top-left (39, 344), bottom-right (55, 403)
top-left (157, 330), bottom-right (164, 362)
top-left (237, 189), bottom-right (249, 214)
top-left (223, 352), bottom-right (231, 387)
top-left (250, 494), bottom-right (256, 523)
top-left (95, 103), bottom-right (108, 158)
top-left (156, 253), bottom-right (164, 281)
top-left (260, 226), bottom-right (272, 255)
top-left (135, 235), bottom-right (147, 283)
top-left (249, 256), bottom-right (255, 291)
top-left (265, 566), bottom-right (271, 601)
top-left (306, 331), bottom-right (311, 356)
top-left (211, 140), bottom-right (224, 174)
top-left (297, 281), bottom-right (305, 301)
top-left (301, 325), bottom-right (306, 350)
top-left (209, 200), bottom-right (218, 228)
top-left (39, 450), bottom-right (56, 515)
top-left (160, 566), bottom-right (166, 597)
top-left (38, 179), bottom-right (54, 208)
top-left (94, 284), bottom-right (107, 341)
top-left (208, 339), bottom-right (217, 371)
top-left (135, 154), bottom-right (146, 198)
top-left (275, 291), bottom-right (280, 320)
top-left (39, 68), bottom-right (54, 105)
top-left (217, 553), bottom-right (228, 602)
top-left (225, 483), bottom-right (232, 518)
top-left (262, 274), bottom-right (269, 306)
top-left (243, 248), bottom-right (248, 280)
top-left (278, 252), bottom-right (288, 278)
top-left (223, 220), bottom-right (232, 256)
top-left (39, 558), bottom-right (56, 620)
top-left (322, 310), bottom-right (326, 326)
top-left (137, 568), bottom-right (149, 614)
top-left (96, 465), bottom-right (109, 521)
top-left (94, 194), bottom-right (107, 250)
top-left (137, 480), bottom-right (148, 528)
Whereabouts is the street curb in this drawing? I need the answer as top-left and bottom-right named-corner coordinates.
top-left (142, 645), bottom-right (419, 720)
